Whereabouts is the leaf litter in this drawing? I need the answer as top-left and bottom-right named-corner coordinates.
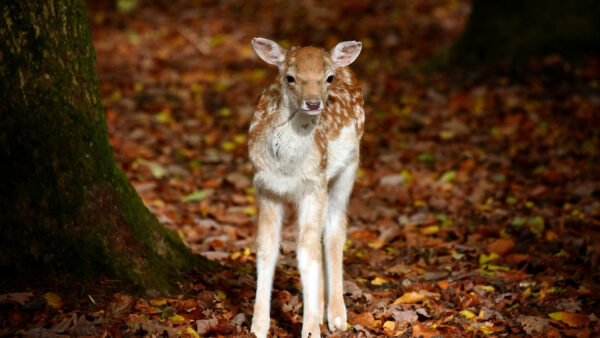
top-left (2, 0), bottom-right (599, 336)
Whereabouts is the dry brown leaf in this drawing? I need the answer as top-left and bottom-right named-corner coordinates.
top-left (196, 317), bottom-right (218, 335)
top-left (392, 310), bottom-right (418, 325)
top-left (517, 315), bottom-right (550, 335)
top-left (0, 292), bottom-right (34, 305)
top-left (351, 312), bottom-right (378, 329)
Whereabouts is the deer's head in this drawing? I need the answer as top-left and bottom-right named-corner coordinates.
top-left (252, 38), bottom-right (362, 115)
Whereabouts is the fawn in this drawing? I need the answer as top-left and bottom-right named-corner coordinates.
top-left (248, 37), bottom-right (364, 338)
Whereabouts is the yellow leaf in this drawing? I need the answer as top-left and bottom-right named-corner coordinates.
top-left (371, 276), bottom-right (388, 286)
top-left (222, 141), bottom-right (236, 152)
top-left (243, 206), bottom-right (257, 215)
top-left (479, 252), bottom-right (499, 265)
top-left (169, 314), bottom-right (185, 323)
top-left (460, 310), bottom-right (475, 319)
top-left (44, 292), bottom-right (62, 309)
top-left (150, 298), bottom-right (168, 306)
top-left (479, 326), bottom-right (502, 334)
top-left (393, 291), bottom-right (426, 304)
top-left (186, 327), bottom-right (200, 338)
top-left (233, 134), bottom-right (247, 144)
top-left (548, 312), bottom-right (589, 328)
top-left (230, 252), bottom-right (241, 260)
top-left (243, 247), bottom-right (251, 256)
top-left (420, 225), bottom-right (439, 235)
top-left (439, 131), bottom-right (454, 140)
top-left (414, 200), bottom-right (426, 207)
top-left (383, 320), bottom-right (396, 334)
top-left (474, 285), bottom-right (495, 293)
top-left (156, 109), bottom-right (174, 124)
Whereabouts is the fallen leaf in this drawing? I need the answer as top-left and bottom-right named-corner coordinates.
top-left (518, 315), bottom-right (550, 335)
top-left (382, 320), bottom-right (395, 334)
top-left (371, 276), bottom-right (388, 286)
top-left (150, 298), bottom-right (169, 306)
top-left (226, 172), bottom-right (251, 189)
top-left (181, 190), bottom-right (207, 202)
top-left (548, 312), bottom-right (589, 328)
top-left (391, 310), bottom-right (418, 325)
top-left (105, 293), bottom-right (135, 324)
top-left (474, 285), bottom-right (495, 293)
top-left (135, 159), bottom-right (167, 179)
top-left (44, 292), bottom-right (63, 309)
top-left (0, 292), bottom-right (34, 305)
top-left (486, 238), bottom-right (515, 255)
top-left (479, 252), bottom-right (500, 265)
top-left (351, 312), bottom-right (377, 329)
top-left (344, 280), bottom-right (364, 300)
top-left (393, 291), bottom-right (426, 304)
top-left (186, 327), bottom-right (200, 338)
top-left (438, 170), bottom-right (456, 182)
top-left (460, 310), bottom-right (476, 319)
top-left (479, 325), bottom-right (503, 334)
top-left (368, 239), bottom-right (386, 249)
top-left (412, 323), bottom-right (440, 338)
top-left (169, 314), bottom-right (185, 323)
top-left (420, 225), bottom-right (440, 235)
top-left (196, 318), bottom-right (218, 335)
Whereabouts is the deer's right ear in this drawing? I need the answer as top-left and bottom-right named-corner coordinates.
top-left (252, 38), bottom-right (286, 69)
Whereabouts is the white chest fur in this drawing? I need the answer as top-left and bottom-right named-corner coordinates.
top-left (252, 111), bottom-right (324, 199)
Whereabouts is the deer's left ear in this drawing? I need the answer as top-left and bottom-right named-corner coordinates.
top-left (330, 41), bottom-right (362, 69)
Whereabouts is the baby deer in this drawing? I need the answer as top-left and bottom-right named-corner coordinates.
top-left (248, 37), bottom-right (364, 338)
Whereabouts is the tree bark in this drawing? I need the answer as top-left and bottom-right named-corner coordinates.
top-left (450, 0), bottom-right (600, 66)
top-left (0, 0), bottom-right (210, 293)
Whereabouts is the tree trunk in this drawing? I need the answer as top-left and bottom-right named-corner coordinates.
top-left (0, 0), bottom-right (210, 293)
top-left (450, 0), bottom-right (600, 66)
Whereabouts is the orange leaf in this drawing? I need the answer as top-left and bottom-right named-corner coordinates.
top-left (438, 280), bottom-right (450, 289)
top-left (412, 323), bottom-right (440, 338)
top-left (486, 238), bottom-right (515, 255)
top-left (393, 291), bottom-right (426, 304)
top-left (548, 312), bottom-right (589, 328)
top-left (351, 312), bottom-right (378, 329)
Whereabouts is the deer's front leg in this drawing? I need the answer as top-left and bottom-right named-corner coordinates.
top-left (251, 195), bottom-right (284, 338)
top-left (324, 160), bottom-right (357, 332)
top-left (297, 190), bottom-right (327, 338)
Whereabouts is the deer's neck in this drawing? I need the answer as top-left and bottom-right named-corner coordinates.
top-left (266, 90), bottom-right (320, 163)
top-left (279, 89), bottom-right (320, 134)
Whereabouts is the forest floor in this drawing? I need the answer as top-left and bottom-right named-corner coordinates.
top-left (2, 1), bottom-right (600, 337)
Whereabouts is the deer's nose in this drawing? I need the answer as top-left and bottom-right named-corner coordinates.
top-left (306, 101), bottom-right (321, 110)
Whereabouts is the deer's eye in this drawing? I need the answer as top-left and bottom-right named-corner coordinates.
top-left (326, 75), bottom-right (334, 83)
top-left (286, 75), bottom-right (295, 83)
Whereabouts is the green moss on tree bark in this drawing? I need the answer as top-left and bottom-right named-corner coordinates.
top-left (0, 0), bottom-right (213, 293)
